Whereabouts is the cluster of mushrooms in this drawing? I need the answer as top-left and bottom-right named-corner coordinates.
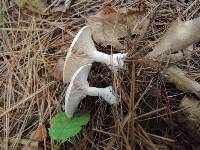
top-left (63, 26), bottom-right (127, 118)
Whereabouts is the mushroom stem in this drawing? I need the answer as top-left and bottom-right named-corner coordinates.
top-left (91, 51), bottom-right (110, 65)
top-left (63, 26), bottom-right (127, 84)
top-left (64, 64), bottom-right (117, 118)
top-left (85, 86), bottom-right (116, 104)
top-left (91, 51), bottom-right (127, 69)
top-left (111, 53), bottom-right (127, 68)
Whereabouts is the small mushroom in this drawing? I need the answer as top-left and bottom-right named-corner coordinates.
top-left (63, 26), bottom-right (127, 84)
top-left (65, 64), bottom-right (117, 118)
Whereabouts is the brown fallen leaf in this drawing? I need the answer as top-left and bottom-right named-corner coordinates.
top-left (47, 57), bottom-right (64, 81)
top-left (54, 58), bottom-right (64, 81)
top-left (87, 7), bottom-right (150, 49)
top-left (30, 123), bottom-right (47, 142)
top-left (15, 0), bottom-right (49, 15)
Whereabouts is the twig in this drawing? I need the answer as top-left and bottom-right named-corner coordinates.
top-left (0, 82), bottom-right (55, 118)
top-left (164, 65), bottom-right (200, 98)
top-left (145, 17), bottom-right (200, 59)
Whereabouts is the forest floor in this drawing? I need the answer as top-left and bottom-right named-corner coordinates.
top-left (1, 0), bottom-right (200, 149)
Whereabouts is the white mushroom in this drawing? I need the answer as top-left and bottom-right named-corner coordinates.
top-left (65, 64), bottom-right (117, 118)
top-left (63, 26), bottom-right (127, 84)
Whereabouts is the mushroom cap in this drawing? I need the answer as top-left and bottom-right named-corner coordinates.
top-left (65, 64), bottom-right (92, 118)
top-left (63, 26), bottom-right (97, 84)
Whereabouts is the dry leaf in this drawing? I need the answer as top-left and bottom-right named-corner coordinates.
top-left (30, 123), bottom-right (47, 142)
top-left (47, 58), bottom-right (64, 81)
top-left (87, 7), bottom-right (150, 49)
top-left (15, 0), bottom-right (49, 15)
top-left (53, 58), bottom-right (64, 81)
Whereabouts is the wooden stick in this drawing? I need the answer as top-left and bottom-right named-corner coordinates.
top-left (145, 17), bottom-right (200, 59)
top-left (165, 65), bottom-right (200, 98)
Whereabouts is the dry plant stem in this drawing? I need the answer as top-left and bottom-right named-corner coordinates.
top-left (165, 65), bottom-right (200, 98)
top-left (11, 96), bottom-right (35, 149)
top-left (118, 121), bottom-right (132, 150)
top-left (137, 124), bottom-right (158, 150)
top-left (145, 17), bottom-right (200, 59)
top-left (147, 133), bottom-right (175, 143)
top-left (135, 107), bottom-right (166, 120)
top-left (9, 138), bottom-right (38, 147)
top-left (0, 82), bottom-right (54, 118)
top-left (161, 51), bottom-right (184, 62)
top-left (130, 63), bottom-right (136, 149)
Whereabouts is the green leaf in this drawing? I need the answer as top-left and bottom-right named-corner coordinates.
top-left (48, 112), bottom-right (90, 142)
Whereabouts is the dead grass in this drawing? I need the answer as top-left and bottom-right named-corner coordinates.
top-left (1, 0), bottom-right (200, 149)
